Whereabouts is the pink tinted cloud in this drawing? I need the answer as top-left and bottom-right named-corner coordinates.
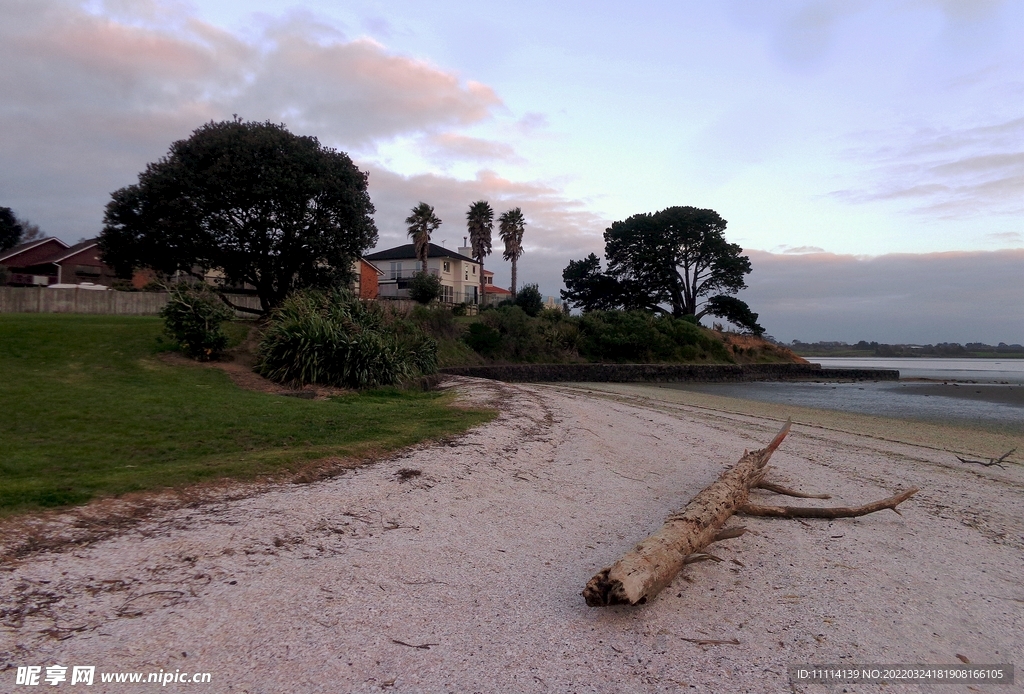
top-left (0, 0), bottom-right (513, 235)
top-left (239, 35), bottom-right (503, 146)
top-left (421, 133), bottom-right (521, 163)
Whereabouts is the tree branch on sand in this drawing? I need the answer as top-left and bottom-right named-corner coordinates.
top-left (956, 449), bottom-right (1015, 469)
top-left (582, 420), bottom-right (918, 607)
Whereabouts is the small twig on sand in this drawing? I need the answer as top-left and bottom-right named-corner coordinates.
top-left (680, 637), bottom-right (740, 646)
top-left (608, 470), bottom-right (644, 482)
top-left (391, 639), bottom-right (438, 650)
top-left (683, 553), bottom-right (723, 565)
top-left (956, 449), bottom-right (1015, 469)
top-left (756, 481), bottom-right (831, 499)
top-left (116, 590), bottom-right (184, 616)
top-left (711, 527), bottom-right (746, 542)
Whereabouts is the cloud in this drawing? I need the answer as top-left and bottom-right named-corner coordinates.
top-left (0, 0), bottom-right (506, 234)
top-left (775, 245), bottom-right (827, 254)
top-left (515, 112), bottom-right (549, 135)
top-left (738, 248), bottom-right (1024, 343)
top-left (235, 34), bottom-right (502, 148)
top-left (985, 231), bottom-right (1022, 244)
top-left (831, 116), bottom-right (1024, 217)
top-left (420, 133), bottom-right (522, 163)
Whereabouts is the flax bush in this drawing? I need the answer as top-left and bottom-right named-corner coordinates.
top-left (255, 289), bottom-right (437, 388)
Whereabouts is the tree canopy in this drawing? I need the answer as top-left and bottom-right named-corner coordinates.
top-left (99, 119), bottom-right (378, 313)
top-left (0, 207), bottom-right (23, 252)
top-left (561, 206), bottom-right (764, 335)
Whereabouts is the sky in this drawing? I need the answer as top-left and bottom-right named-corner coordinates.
top-left (1, 0), bottom-right (1021, 343)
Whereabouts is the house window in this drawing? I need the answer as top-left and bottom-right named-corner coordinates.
top-left (75, 265), bottom-right (101, 277)
top-left (472, 266), bottom-right (476, 275)
top-left (443, 261), bottom-right (450, 273)
top-left (465, 270), bottom-right (469, 281)
top-left (441, 285), bottom-right (454, 303)
top-left (390, 262), bottom-right (402, 279)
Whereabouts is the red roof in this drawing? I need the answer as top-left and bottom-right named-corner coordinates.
top-left (484, 285), bottom-right (512, 295)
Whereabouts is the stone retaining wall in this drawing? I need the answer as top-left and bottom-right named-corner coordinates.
top-left (440, 362), bottom-right (899, 383)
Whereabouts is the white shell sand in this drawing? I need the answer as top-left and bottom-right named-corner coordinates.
top-left (2, 377), bottom-right (1022, 692)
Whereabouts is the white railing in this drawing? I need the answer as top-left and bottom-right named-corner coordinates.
top-left (385, 268), bottom-right (440, 280)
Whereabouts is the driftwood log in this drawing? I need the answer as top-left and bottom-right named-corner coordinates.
top-left (583, 420), bottom-right (918, 607)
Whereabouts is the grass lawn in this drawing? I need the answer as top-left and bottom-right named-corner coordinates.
top-left (0, 314), bottom-right (494, 515)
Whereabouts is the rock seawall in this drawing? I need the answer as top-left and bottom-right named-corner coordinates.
top-left (439, 363), bottom-right (899, 383)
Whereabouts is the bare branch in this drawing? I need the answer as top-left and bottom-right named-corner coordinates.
top-left (756, 481), bottom-right (831, 499)
top-left (739, 488), bottom-right (918, 519)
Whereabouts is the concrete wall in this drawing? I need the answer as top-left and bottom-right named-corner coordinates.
top-left (0, 287), bottom-right (262, 316)
top-left (440, 362), bottom-right (900, 383)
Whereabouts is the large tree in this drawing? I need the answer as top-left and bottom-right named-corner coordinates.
top-left (405, 202), bottom-right (441, 273)
top-left (466, 200), bottom-right (493, 305)
top-left (562, 206), bottom-right (764, 334)
top-left (498, 207), bottom-right (526, 297)
top-left (99, 119), bottom-right (378, 313)
top-left (0, 207), bottom-right (23, 252)
top-left (0, 208), bottom-right (42, 252)
top-left (560, 253), bottom-right (626, 312)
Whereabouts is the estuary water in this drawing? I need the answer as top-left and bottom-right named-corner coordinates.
top-left (810, 357), bottom-right (1024, 383)
top-left (665, 358), bottom-right (1024, 433)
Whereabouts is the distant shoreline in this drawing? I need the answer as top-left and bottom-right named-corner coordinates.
top-left (794, 351), bottom-right (1024, 359)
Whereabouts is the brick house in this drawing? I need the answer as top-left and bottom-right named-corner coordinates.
top-left (352, 258), bottom-right (383, 299)
top-left (1, 237), bottom-right (117, 287)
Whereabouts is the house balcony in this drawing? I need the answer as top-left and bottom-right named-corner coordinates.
top-left (384, 267), bottom-right (440, 280)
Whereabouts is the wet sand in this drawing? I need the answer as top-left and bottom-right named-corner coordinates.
top-left (900, 381), bottom-right (1024, 406)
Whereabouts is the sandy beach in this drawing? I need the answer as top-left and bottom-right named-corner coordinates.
top-left (2, 376), bottom-right (1022, 693)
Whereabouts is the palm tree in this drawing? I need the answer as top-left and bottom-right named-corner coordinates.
top-left (405, 202), bottom-right (441, 273)
top-left (498, 207), bottom-right (526, 297)
top-left (466, 200), bottom-right (493, 305)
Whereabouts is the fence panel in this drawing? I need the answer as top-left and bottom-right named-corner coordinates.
top-left (0, 287), bottom-right (261, 316)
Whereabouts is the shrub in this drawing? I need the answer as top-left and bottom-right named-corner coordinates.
top-left (452, 302), bottom-right (468, 316)
top-left (160, 283), bottom-right (234, 360)
top-left (408, 271), bottom-right (442, 304)
top-left (409, 305), bottom-right (461, 341)
top-left (480, 306), bottom-right (539, 360)
top-left (464, 322), bottom-right (502, 355)
top-left (577, 310), bottom-right (731, 363)
top-left (514, 283), bottom-right (544, 317)
top-left (255, 289), bottom-right (437, 388)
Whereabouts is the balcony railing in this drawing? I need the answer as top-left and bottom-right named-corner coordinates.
top-left (378, 284), bottom-right (480, 305)
top-left (384, 267), bottom-right (440, 280)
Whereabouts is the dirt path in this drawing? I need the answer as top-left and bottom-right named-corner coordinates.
top-left (2, 377), bottom-right (1021, 692)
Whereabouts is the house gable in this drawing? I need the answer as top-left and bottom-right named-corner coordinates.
top-left (0, 238), bottom-right (70, 269)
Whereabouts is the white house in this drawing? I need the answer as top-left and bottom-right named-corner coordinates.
top-left (365, 243), bottom-right (482, 304)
